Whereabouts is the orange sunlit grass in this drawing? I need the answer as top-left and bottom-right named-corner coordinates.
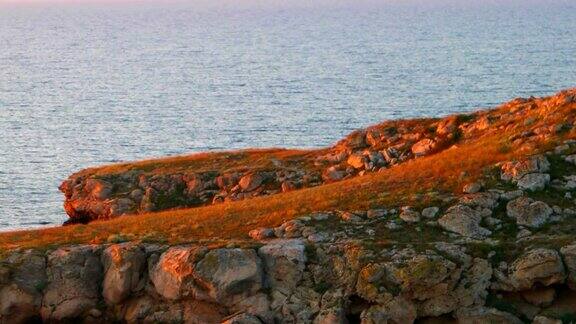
top-left (0, 127), bottom-right (567, 252)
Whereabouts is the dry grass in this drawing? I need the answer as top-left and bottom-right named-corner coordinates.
top-left (0, 130), bottom-right (566, 252)
top-left (74, 148), bottom-right (324, 178)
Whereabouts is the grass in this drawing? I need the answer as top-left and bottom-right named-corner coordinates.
top-left (80, 148), bottom-right (323, 178)
top-left (0, 133), bottom-right (559, 252)
top-left (0, 96), bottom-right (574, 253)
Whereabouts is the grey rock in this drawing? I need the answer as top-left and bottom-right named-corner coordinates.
top-left (463, 182), bottom-right (482, 194)
top-left (399, 207), bottom-right (421, 223)
top-left (101, 243), bottom-right (146, 305)
top-left (438, 205), bottom-right (491, 239)
top-left (258, 239), bottom-right (306, 292)
top-left (516, 173), bottom-right (550, 191)
top-left (422, 206), bottom-right (440, 219)
top-left (509, 248), bottom-right (565, 290)
top-left (41, 245), bottom-right (103, 321)
top-left (506, 197), bottom-right (552, 228)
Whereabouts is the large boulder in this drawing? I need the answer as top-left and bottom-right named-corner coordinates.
top-left (509, 248), bottom-right (565, 290)
top-left (101, 243), bottom-right (147, 305)
top-left (396, 255), bottom-right (460, 301)
top-left (258, 239), bottom-right (307, 293)
top-left (150, 246), bottom-right (208, 300)
top-left (0, 250), bottom-right (46, 323)
top-left (194, 248), bottom-right (263, 304)
top-left (506, 197), bottom-right (552, 228)
top-left (438, 205), bottom-right (491, 239)
top-left (41, 245), bottom-right (103, 321)
top-left (151, 246), bottom-right (263, 306)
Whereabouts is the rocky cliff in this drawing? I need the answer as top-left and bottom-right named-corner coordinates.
top-left (2, 88), bottom-right (576, 323)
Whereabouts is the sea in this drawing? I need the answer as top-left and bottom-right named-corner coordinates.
top-left (0, 0), bottom-right (575, 230)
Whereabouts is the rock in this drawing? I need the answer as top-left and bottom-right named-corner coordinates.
top-left (314, 307), bottom-right (347, 324)
top-left (506, 197), bottom-right (552, 228)
top-left (0, 250), bottom-right (46, 323)
top-left (281, 181), bottom-right (296, 192)
top-left (563, 175), bottom-right (576, 190)
top-left (516, 228), bottom-right (532, 239)
top-left (84, 178), bottom-right (112, 200)
top-left (239, 173), bottom-right (264, 192)
top-left (463, 182), bottom-right (482, 194)
top-left (455, 306), bottom-right (523, 324)
top-left (397, 254), bottom-right (459, 300)
top-left (436, 117), bottom-right (458, 135)
top-left (101, 243), bottom-right (147, 305)
top-left (342, 130), bottom-right (367, 150)
top-left (360, 298), bottom-right (417, 324)
top-left (452, 258), bottom-right (493, 309)
top-left (411, 138), bottom-right (436, 156)
top-left (421, 206), bottom-right (440, 219)
top-left (41, 245), bottom-right (103, 321)
top-left (399, 207), bottom-right (421, 223)
top-left (560, 243), bottom-right (576, 289)
top-left (438, 205), bottom-right (491, 239)
top-left (347, 153), bottom-right (366, 169)
top-left (322, 166), bottom-right (346, 182)
top-left (500, 190), bottom-right (524, 201)
top-left (509, 248), bottom-right (565, 290)
top-left (366, 209), bottom-right (387, 219)
top-left (501, 155), bottom-right (550, 182)
top-left (565, 154), bottom-right (576, 165)
top-left (533, 316), bottom-right (562, 324)
top-left (521, 287), bottom-right (556, 307)
top-left (307, 233), bottom-right (328, 243)
top-left (109, 198), bottom-right (135, 216)
top-left (459, 192), bottom-right (499, 209)
top-left (194, 248), bottom-right (263, 304)
top-left (222, 313), bottom-right (263, 324)
top-left (151, 246), bottom-right (263, 305)
top-left (340, 211), bottom-right (363, 222)
top-left (516, 173), bottom-right (550, 191)
top-left (258, 239), bottom-right (306, 292)
top-left (279, 220), bottom-right (304, 238)
top-left (150, 246), bottom-right (208, 300)
top-left (249, 228), bottom-right (275, 240)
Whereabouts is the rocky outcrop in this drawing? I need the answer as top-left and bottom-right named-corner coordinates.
top-left (2, 239), bottom-right (576, 323)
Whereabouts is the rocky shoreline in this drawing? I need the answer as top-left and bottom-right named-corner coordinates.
top-left (2, 88), bottom-right (576, 323)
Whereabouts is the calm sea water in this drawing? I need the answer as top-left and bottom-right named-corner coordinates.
top-left (0, 1), bottom-right (575, 231)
